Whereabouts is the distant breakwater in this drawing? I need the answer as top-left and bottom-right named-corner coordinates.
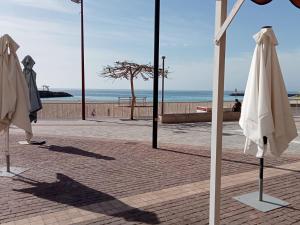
top-left (39, 90), bottom-right (73, 98)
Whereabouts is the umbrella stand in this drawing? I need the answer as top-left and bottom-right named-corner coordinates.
top-left (233, 136), bottom-right (289, 212)
top-left (0, 127), bottom-right (28, 177)
top-left (18, 140), bottom-right (46, 145)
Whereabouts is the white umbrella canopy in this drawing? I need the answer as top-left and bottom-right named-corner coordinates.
top-left (0, 34), bottom-right (32, 140)
top-left (239, 27), bottom-right (298, 158)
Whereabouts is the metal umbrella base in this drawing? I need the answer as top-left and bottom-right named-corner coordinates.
top-left (1, 128), bottom-right (29, 177)
top-left (234, 192), bottom-right (289, 212)
top-left (234, 156), bottom-right (289, 212)
top-left (0, 167), bottom-right (28, 177)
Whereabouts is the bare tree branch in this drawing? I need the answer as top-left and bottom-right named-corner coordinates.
top-left (100, 60), bottom-right (169, 120)
top-left (101, 61), bottom-right (168, 80)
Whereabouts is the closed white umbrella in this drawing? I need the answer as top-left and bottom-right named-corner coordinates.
top-left (239, 27), bottom-right (297, 158)
top-left (235, 26), bottom-right (298, 211)
top-left (22, 55), bottom-right (42, 123)
top-left (0, 34), bottom-right (32, 174)
top-left (0, 34), bottom-right (32, 137)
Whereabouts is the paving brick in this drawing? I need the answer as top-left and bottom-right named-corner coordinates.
top-left (0, 134), bottom-right (299, 225)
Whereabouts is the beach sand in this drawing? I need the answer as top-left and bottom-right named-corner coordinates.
top-left (38, 101), bottom-right (237, 120)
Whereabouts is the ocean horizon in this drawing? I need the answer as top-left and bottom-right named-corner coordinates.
top-left (43, 88), bottom-right (297, 102)
top-left (42, 89), bottom-right (246, 102)
top-left (41, 89), bottom-right (299, 103)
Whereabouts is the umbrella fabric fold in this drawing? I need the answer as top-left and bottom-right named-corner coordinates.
top-left (22, 55), bottom-right (42, 123)
top-left (239, 27), bottom-right (297, 158)
top-left (0, 34), bottom-right (32, 140)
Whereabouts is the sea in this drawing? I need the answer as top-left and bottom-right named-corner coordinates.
top-left (44, 89), bottom-right (245, 102)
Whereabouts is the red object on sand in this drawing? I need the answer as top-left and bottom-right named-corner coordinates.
top-left (196, 106), bottom-right (212, 113)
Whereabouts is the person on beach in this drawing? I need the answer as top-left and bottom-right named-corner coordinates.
top-left (91, 109), bottom-right (96, 117)
top-left (232, 99), bottom-right (241, 112)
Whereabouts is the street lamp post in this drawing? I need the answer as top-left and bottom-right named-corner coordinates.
top-left (161, 56), bottom-right (166, 115)
top-left (152, 0), bottom-right (160, 149)
top-left (71, 0), bottom-right (86, 120)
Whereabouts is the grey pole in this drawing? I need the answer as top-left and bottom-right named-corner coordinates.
top-left (161, 56), bottom-right (166, 115)
top-left (81, 0), bottom-right (86, 120)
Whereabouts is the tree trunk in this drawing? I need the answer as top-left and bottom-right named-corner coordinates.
top-left (130, 76), bottom-right (136, 120)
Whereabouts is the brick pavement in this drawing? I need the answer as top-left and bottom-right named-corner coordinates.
top-left (9, 117), bottom-right (300, 154)
top-left (0, 134), bottom-right (299, 224)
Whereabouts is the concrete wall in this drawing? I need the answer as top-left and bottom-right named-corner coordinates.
top-left (159, 112), bottom-right (241, 124)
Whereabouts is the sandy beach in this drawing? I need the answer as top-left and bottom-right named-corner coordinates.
top-left (37, 101), bottom-right (237, 120)
top-left (38, 100), bottom-right (300, 120)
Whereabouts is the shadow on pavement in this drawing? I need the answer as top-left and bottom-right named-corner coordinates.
top-left (160, 122), bottom-right (211, 131)
top-left (14, 174), bottom-right (160, 224)
top-left (89, 119), bottom-right (152, 127)
top-left (39, 145), bottom-right (115, 160)
top-left (158, 147), bottom-right (300, 173)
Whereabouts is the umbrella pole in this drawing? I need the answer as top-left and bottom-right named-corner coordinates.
top-left (5, 128), bottom-right (10, 173)
top-left (0, 127), bottom-right (28, 177)
top-left (259, 157), bottom-right (264, 201)
top-left (259, 136), bottom-right (267, 201)
top-left (234, 135), bottom-right (289, 211)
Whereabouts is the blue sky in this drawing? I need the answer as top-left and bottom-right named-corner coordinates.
top-left (0, 0), bottom-right (299, 91)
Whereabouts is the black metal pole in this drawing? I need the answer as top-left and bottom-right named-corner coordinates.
top-left (259, 136), bottom-right (267, 201)
top-left (161, 56), bottom-right (165, 115)
top-left (6, 155), bottom-right (10, 173)
top-left (152, 0), bottom-right (160, 149)
top-left (5, 129), bottom-right (10, 172)
top-left (81, 0), bottom-right (86, 120)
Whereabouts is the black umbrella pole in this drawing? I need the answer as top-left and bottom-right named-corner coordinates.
top-left (152, 0), bottom-right (160, 149)
top-left (5, 129), bottom-right (10, 173)
top-left (259, 136), bottom-right (267, 201)
top-left (6, 155), bottom-right (10, 173)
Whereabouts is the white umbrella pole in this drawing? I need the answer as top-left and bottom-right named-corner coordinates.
top-left (5, 128), bottom-right (10, 172)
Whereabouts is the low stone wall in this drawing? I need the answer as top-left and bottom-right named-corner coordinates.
top-left (159, 112), bottom-right (241, 124)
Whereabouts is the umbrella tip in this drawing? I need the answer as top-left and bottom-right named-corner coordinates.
top-left (261, 25), bottom-right (272, 29)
